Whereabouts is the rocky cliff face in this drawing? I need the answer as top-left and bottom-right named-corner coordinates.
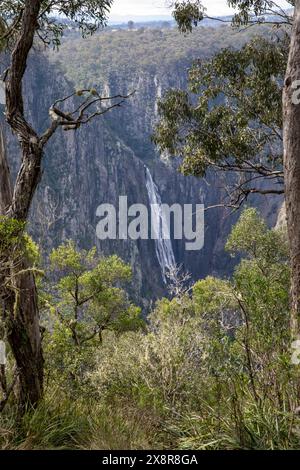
top-left (1, 46), bottom-right (282, 304)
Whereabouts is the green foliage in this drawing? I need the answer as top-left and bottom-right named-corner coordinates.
top-left (0, 1), bottom-right (296, 447)
top-left (0, 217), bottom-right (25, 255)
top-left (88, 209), bottom-right (297, 449)
top-left (226, 207), bottom-right (289, 261)
top-left (227, 0), bottom-right (293, 26)
top-left (0, 1), bottom-right (113, 49)
top-left (0, 390), bottom-right (158, 450)
top-left (91, 312), bottom-right (205, 412)
top-left (154, 35), bottom-right (286, 191)
top-left (172, 1), bottom-right (204, 33)
top-left (43, 241), bottom-right (143, 391)
top-left (1, 212), bottom-right (298, 449)
top-left (227, 209), bottom-right (290, 355)
top-left (172, 1), bottom-right (293, 30)
top-left (193, 276), bottom-right (235, 314)
top-left (23, 234), bottom-right (41, 267)
top-left (0, 216), bottom-right (40, 268)
top-left (52, 25), bottom-right (264, 88)
top-left (153, 0), bottom-right (291, 206)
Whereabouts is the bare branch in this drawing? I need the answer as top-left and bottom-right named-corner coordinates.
top-left (41, 90), bottom-right (135, 143)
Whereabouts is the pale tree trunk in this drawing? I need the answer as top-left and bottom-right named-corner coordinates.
top-left (0, 126), bottom-right (12, 212)
top-left (4, 274), bottom-right (43, 409)
top-left (1, 0), bottom-right (122, 412)
top-left (0, 125), bottom-right (44, 411)
top-left (0, 0), bottom-right (45, 412)
top-left (283, 0), bottom-right (300, 338)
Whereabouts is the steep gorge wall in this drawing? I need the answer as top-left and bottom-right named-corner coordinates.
top-left (1, 49), bottom-right (282, 303)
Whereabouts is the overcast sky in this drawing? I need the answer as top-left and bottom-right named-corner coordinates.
top-left (109, 0), bottom-right (291, 21)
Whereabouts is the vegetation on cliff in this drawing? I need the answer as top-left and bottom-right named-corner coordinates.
top-left (1, 209), bottom-right (298, 450)
top-left (51, 25), bottom-right (267, 87)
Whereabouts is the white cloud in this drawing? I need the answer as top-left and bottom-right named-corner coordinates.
top-left (109, 0), bottom-right (292, 21)
top-left (109, 0), bottom-right (236, 19)
top-left (110, 0), bottom-right (170, 19)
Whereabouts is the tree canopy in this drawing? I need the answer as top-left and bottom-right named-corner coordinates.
top-left (0, 0), bottom-right (113, 48)
top-left (154, 34), bottom-right (287, 207)
top-left (153, 0), bottom-right (292, 207)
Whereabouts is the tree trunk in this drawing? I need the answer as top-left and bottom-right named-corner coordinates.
top-left (0, 126), bottom-right (12, 212)
top-left (1, 0), bottom-right (120, 412)
top-left (3, 269), bottom-right (44, 410)
top-left (283, 1), bottom-right (300, 338)
top-left (0, 125), bottom-right (43, 411)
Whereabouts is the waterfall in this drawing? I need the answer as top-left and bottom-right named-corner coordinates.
top-left (145, 167), bottom-right (176, 283)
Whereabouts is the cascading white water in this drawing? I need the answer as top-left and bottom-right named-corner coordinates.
top-left (145, 167), bottom-right (176, 283)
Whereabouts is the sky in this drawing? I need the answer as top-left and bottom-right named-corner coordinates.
top-left (109, 0), bottom-right (292, 22)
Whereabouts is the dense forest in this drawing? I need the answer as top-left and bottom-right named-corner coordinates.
top-left (51, 25), bottom-right (265, 85)
top-left (1, 0), bottom-right (300, 455)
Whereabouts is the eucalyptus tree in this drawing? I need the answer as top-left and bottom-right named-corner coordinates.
top-left (158, 1), bottom-right (293, 208)
top-left (154, 36), bottom-right (287, 208)
top-left (165, 1), bottom-right (300, 336)
top-left (0, 0), bottom-right (132, 412)
top-left (283, 1), bottom-right (300, 337)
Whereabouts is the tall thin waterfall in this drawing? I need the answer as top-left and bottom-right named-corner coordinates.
top-left (145, 167), bottom-right (176, 283)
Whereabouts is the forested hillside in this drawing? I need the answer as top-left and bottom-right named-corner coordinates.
top-left (53, 25), bottom-right (266, 86)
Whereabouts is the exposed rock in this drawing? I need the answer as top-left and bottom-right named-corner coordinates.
top-left (0, 51), bottom-right (283, 303)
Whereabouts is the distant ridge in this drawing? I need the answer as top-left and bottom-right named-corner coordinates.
top-left (108, 15), bottom-right (173, 25)
top-left (55, 9), bottom-right (293, 32)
